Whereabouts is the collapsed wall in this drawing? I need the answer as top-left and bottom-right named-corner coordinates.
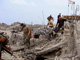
top-left (74, 21), bottom-right (80, 58)
top-left (57, 16), bottom-right (80, 60)
top-left (64, 20), bottom-right (80, 60)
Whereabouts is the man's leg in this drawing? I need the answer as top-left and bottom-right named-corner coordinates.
top-left (23, 35), bottom-right (26, 45)
top-left (61, 26), bottom-right (64, 34)
top-left (54, 26), bottom-right (60, 37)
top-left (26, 38), bottom-right (30, 49)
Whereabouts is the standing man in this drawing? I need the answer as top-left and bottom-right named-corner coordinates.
top-left (20, 23), bottom-right (31, 49)
top-left (47, 15), bottom-right (54, 38)
top-left (47, 15), bottom-right (54, 28)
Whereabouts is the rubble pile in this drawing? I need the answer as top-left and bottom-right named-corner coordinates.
top-left (0, 21), bottom-right (80, 60)
top-left (0, 23), bottom-right (9, 30)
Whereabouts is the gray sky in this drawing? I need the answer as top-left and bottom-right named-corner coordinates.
top-left (0, 0), bottom-right (80, 25)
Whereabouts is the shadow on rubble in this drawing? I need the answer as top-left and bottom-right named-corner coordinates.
top-left (36, 56), bottom-right (48, 60)
top-left (36, 48), bottom-right (62, 60)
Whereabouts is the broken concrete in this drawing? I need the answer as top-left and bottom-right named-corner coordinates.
top-left (0, 21), bottom-right (80, 60)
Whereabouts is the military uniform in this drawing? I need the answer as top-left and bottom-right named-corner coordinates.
top-left (23, 26), bottom-right (31, 49)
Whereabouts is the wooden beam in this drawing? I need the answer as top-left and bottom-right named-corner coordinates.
top-left (13, 48), bottom-right (24, 52)
top-left (63, 15), bottom-right (80, 20)
top-left (36, 40), bottom-right (68, 55)
top-left (12, 46), bottom-right (25, 52)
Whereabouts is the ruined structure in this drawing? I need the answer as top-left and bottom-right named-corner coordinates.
top-left (0, 16), bottom-right (80, 60)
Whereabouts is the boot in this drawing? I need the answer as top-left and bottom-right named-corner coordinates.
top-left (53, 34), bottom-right (58, 38)
top-left (61, 32), bottom-right (64, 34)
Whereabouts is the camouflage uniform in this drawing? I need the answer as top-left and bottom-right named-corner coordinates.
top-left (23, 26), bottom-right (31, 49)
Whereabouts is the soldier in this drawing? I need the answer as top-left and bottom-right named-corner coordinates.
top-left (20, 23), bottom-right (31, 49)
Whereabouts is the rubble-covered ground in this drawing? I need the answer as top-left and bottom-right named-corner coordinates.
top-left (0, 21), bottom-right (80, 60)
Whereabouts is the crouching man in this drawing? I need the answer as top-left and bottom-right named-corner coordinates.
top-left (0, 32), bottom-right (11, 60)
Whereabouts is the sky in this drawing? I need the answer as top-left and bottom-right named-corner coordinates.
top-left (0, 0), bottom-right (80, 25)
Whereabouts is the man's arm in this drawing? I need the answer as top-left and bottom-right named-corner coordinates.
top-left (63, 18), bottom-right (69, 22)
top-left (56, 23), bottom-right (58, 27)
top-left (27, 26), bottom-right (31, 37)
top-left (57, 18), bottom-right (58, 21)
top-left (46, 23), bottom-right (49, 27)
